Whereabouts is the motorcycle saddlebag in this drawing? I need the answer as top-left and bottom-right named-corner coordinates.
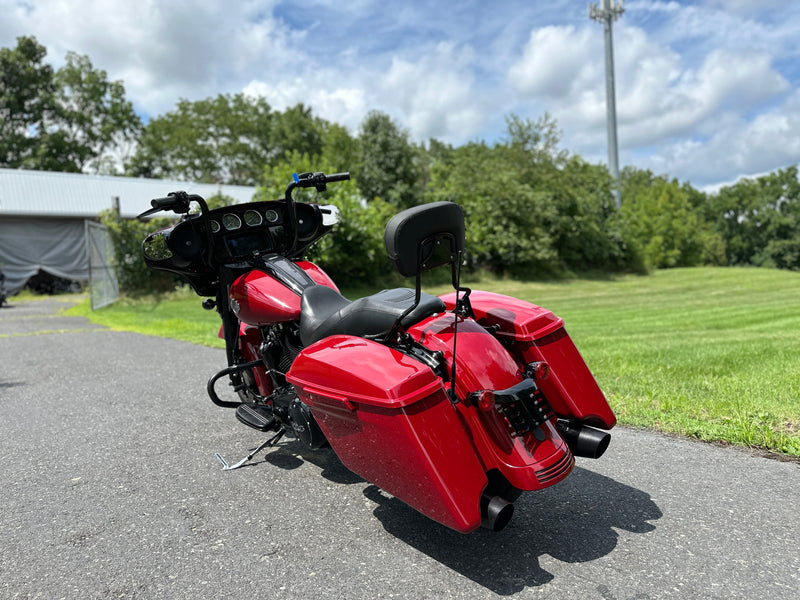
top-left (286, 335), bottom-right (487, 533)
top-left (441, 291), bottom-right (615, 429)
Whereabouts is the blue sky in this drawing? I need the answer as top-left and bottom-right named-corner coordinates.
top-left (3, 0), bottom-right (800, 190)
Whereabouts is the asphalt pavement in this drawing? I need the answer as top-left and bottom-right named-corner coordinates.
top-left (1, 296), bottom-right (798, 599)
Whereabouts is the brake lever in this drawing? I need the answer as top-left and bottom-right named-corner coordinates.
top-left (136, 206), bottom-right (162, 221)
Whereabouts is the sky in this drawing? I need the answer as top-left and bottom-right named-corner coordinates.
top-left (2, 0), bottom-right (800, 191)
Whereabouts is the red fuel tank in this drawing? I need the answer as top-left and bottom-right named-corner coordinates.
top-left (230, 261), bottom-right (338, 326)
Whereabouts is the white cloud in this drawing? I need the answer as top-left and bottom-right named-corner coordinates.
top-left (507, 26), bottom-right (597, 100)
top-left (506, 18), bottom-right (792, 188)
top-left (636, 90), bottom-right (800, 184)
top-left (2, 0), bottom-right (800, 189)
top-left (243, 77), bottom-right (368, 133)
top-left (377, 42), bottom-right (484, 143)
top-left (241, 42), bottom-right (484, 142)
top-left (1, 0), bottom-right (301, 117)
top-left (702, 0), bottom-right (788, 14)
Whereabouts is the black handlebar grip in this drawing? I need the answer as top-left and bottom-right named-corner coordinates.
top-left (150, 191), bottom-right (192, 214)
top-left (325, 172), bottom-right (350, 183)
top-left (150, 196), bottom-right (174, 208)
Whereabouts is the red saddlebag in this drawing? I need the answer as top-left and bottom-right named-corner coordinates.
top-left (286, 335), bottom-right (487, 533)
top-left (441, 291), bottom-right (615, 429)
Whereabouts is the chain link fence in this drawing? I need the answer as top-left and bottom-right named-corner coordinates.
top-left (85, 221), bottom-right (119, 310)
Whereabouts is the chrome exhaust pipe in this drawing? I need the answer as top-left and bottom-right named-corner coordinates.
top-left (557, 421), bottom-right (611, 459)
top-left (480, 493), bottom-right (515, 531)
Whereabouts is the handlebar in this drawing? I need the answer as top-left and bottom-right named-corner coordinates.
top-left (139, 170), bottom-right (350, 264)
top-left (291, 171), bottom-right (350, 191)
top-left (137, 191), bottom-right (209, 220)
top-left (285, 171), bottom-right (350, 256)
top-left (322, 172), bottom-right (350, 184)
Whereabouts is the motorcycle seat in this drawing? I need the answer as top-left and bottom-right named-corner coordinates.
top-left (299, 285), bottom-right (445, 346)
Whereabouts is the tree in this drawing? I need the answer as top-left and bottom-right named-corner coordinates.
top-left (0, 36), bottom-right (141, 173)
top-left (547, 156), bottom-right (630, 272)
top-left (621, 170), bottom-right (722, 269)
top-left (129, 97), bottom-right (330, 185)
top-left (709, 166), bottom-right (800, 268)
top-left (271, 103), bottom-right (325, 163)
top-left (356, 111), bottom-right (424, 209)
top-left (319, 122), bottom-right (359, 174)
top-left (129, 93), bottom-right (274, 184)
top-left (502, 113), bottom-right (567, 168)
top-left (47, 52), bottom-right (142, 173)
top-left (0, 36), bottom-right (56, 167)
top-left (427, 141), bottom-right (560, 274)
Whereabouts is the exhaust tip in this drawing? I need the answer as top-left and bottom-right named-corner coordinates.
top-left (481, 495), bottom-right (515, 532)
top-left (558, 422), bottom-right (612, 459)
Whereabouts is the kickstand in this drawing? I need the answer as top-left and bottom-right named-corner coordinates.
top-left (215, 428), bottom-right (286, 471)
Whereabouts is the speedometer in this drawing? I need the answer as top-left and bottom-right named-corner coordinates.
top-left (221, 213), bottom-right (242, 231)
top-left (244, 210), bottom-right (263, 226)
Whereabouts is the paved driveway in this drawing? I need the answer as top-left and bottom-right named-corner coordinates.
top-left (1, 297), bottom-right (798, 599)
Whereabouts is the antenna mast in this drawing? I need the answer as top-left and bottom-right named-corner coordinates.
top-left (589, 0), bottom-right (624, 208)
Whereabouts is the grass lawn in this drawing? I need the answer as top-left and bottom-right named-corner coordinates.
top-left (68, 266), bottom-right (800, 457)
top-left (67, 289), bottom-right (227, 348)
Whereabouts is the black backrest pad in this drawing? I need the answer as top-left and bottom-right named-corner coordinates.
top-left (383, 201), bottom-right (465, 277)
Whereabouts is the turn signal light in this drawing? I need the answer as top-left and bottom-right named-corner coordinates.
top-left (473, 390), bottom-right (496, 412)
top-left (527, 361), bottom-right (550, 380)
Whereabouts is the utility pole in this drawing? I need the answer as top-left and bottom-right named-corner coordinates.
top-left (589, 0), bottom-right (624, 208)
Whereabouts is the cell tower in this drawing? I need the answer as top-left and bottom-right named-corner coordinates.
top-left (589, 0), bottom-right (624, 208)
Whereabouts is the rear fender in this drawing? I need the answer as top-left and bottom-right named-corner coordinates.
top-left (440, 291), bottom-right (616, 429)
top-left (407, 314), bottom-right (574, 492)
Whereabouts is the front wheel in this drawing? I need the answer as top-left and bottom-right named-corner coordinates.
top-left (235, 365), bottom-right (261, 403)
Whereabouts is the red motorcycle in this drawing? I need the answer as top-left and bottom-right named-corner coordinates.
top-left (139, 171), bottom-right (615, 532)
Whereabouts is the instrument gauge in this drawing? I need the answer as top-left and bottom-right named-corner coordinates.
top-left (221, 213), bottom-right (242, 231)
top-left (209, 219), bottom-right (221, 234)
top-left (244, 209), bottom-right (263, 226)
top-left (265, 209), bottom-right (279, 223)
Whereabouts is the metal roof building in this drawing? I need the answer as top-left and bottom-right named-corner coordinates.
top-left (0, 169), bottom-right (258, 300)
top-left (0, 168), bottom-right (257, 218)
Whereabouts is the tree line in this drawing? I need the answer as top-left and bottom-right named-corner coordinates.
top-left (3, 36), bottom-right (799, 293)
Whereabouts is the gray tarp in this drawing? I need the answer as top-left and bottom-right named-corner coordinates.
top-left (0, 218), bottom-right (89, 296)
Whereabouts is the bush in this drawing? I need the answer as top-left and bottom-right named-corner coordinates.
top-left (100, 210), bottom-right (176, 295)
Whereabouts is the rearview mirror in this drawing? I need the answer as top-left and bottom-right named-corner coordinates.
top-left (319, 205), bottom-right (340, 227)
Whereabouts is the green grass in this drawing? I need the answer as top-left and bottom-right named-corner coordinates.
top-left (432, 267), bottom-right (800, 456)
top-left (67, 289), bottom-right (226, 348)
top-left (67, 267), bottom-right (800, 456)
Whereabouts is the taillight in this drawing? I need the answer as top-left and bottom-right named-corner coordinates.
top-left (471, 390), bottom-right (496, 412)
top-left (526, 361), bottom-right (550, 380)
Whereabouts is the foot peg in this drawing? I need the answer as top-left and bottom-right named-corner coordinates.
top-left (236, 403), bottom-right (276, 431)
